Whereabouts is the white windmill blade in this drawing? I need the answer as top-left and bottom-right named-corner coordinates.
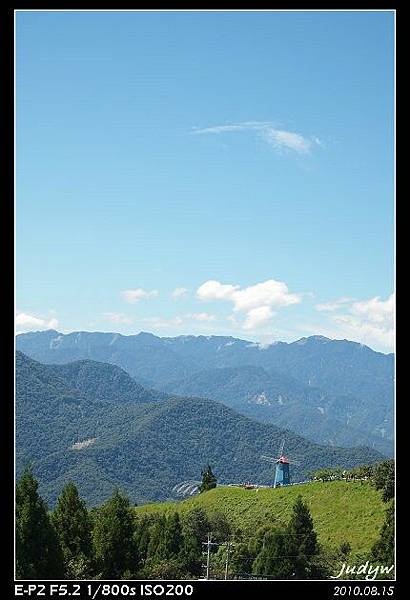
top-left (278, 438), bottom-right (285, 456)
top-left (288, 459), bottom-right (301, 466)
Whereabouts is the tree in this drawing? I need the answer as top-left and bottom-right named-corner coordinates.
top-left (287, 495), bottom-right (324, 579)
top-left (252, 528), bottom-right (294, 578)
top-left (52, 482), bottom-right (92, 577)
top-left (134, 516), bottom-right (153, 565)
top-left (207, 510), bottom-right (231, 543)
top-left (338, 541), bottom-right (352, 560)
top-left (199, 465), bottom-right (217, 493)
top-left (92, 488), bottom-right (136, 578)
top-left (141, 512), bottom-right (191, 578)
top-left (373, 460), bottom-right (395, 502)
top-left (140, 559), bottom-right (190, 580)
top-left (146, 515), bottom-right (167, 560)
top-left (230, 540), bottom-right (254, 577)
top-left (371, 502), bottom-right (394, 577)
top-left (253, 496), bottom-right (326, 579)
top-left (155, 512), bottom-right (183, 561)
top-left (180, 507), bottom-right (211, 576)
top-left (16, 468), bottom-right (64, 579)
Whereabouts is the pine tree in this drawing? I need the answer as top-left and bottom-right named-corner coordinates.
top-left (286, 495), bottom-right (324, 579)
top-left (16, 468), bottom-right (64, 579)
top-left (199, 465), bottom-right (217, 493)
top-left (92, 488), bottom-right (136, 578)
top-left (51, 482), bottom-right (92, 578)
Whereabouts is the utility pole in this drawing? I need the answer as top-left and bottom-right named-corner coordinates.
top-left (224, 539), bottom-right (234, 580)
top-left (202, 532), bottom-right (218, 580)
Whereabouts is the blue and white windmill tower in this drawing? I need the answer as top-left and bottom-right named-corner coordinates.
top-left (261, 439), bottom-right (300, 488)
top-left (273, 439), bottom-right (291, 488)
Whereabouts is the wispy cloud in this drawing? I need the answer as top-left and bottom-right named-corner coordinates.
top-left (121, 288), bottom-right (159, 304)
top-left (102, 312), bottom-right (134, 325)
top-left (141, 312), bottom-right (217, 329)
top-left (185, 312), bottom-right (216, 322)
top-left (315, 297), bottom-right (355, 312)
top-left (171, 287), bottom-right (188, 300)
top-left (142, 316), bottom-right (184, 329)
top-left (191, 121), bottom-right (322, 155)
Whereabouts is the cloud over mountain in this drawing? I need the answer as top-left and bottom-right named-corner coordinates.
top-left (197, 278), bottom-right (301, 331)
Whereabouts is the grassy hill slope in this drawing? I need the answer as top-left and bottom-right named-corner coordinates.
top-left (135, 481), bottom-right (385, 556)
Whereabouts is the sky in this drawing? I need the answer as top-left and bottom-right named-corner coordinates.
top-left (16, 10), bottom-right (395, 352)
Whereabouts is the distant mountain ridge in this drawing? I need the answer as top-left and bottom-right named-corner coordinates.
top-left (16, 330), bottom-right (394, 454)
top-left (161, 364), bottom-right (393, 455)
top-left (16, 351), bottom-right (384, 507)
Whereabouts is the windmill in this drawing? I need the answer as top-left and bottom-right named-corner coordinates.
top-left (261, 439), bottom-right (300, 488)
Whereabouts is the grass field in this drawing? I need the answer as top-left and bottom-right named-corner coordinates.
top-left (134, 481), bottom-right (386, 556)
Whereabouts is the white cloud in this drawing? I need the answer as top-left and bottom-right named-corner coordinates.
top-left (192, 121), bottom-right (322, 155)
top-left (351, 294), bottom-right (394, 326)
top-left (197, 280), bottom-right (239, 302)
top-left (121, 288), bottom-right (158, 304)
top-left (314, 293), bottom-right (395, 351)
top-left (332, 314), bottom-right (394, 350)
top-left (102, 312), bottom-right (134, 325)
top-left (197, 278), bottom-right (301, 332)
top-left (171, 287), bottom-right (188, 300)
top-left (243, 306), bottom-right (274, 331)
top-left (197, 279), bottom-right (301, 312)
top-left (16, 311), bottom-right (59, 332)
top-left (232, 280), bottom-right (301, 312)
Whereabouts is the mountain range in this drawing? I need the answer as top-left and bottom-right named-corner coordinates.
top-left (16, 350), bottom-right (384, 507)
top-left (16, 330), bottom-right (394, 454)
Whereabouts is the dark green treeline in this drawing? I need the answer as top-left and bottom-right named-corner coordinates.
top-left (15, 464), bottom-right (394, 580)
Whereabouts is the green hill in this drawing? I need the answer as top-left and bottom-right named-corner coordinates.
top-left (134, 481), bottom-right (385, 557)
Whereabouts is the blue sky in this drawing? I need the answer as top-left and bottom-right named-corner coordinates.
top-left (16, 10), bottom-right (395, 352)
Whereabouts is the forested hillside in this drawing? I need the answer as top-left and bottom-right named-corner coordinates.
top-left (16, 351), bottom-right (384, 506)
top-left (17, 330), bottom-right (394, 453)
